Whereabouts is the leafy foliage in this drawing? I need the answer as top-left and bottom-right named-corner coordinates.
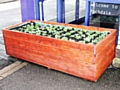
top-left (10, 22), bottom-right (110, 45)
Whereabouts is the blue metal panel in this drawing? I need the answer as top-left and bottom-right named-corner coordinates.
top-left (41, 1), bottom-right (44, 21)
top-left (84, 1), bottom-right (90, 26)
top-left (35, 0), bottom-right (40, 20)
top-left (57, 0), bottom-right (65, 23)
top-left (35, 0), bottom-right (44, 20)
top-left (20, 0), bottom-right (35, 22)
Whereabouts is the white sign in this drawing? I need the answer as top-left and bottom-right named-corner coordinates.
top-left (94, 2), bottom-right (120, 15)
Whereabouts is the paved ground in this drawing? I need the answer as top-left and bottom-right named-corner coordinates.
top-left (0, 0), bottom-right (17, 3)
top-left (0, 0), bottom-right (120, 90)
top-left (0, 0), bottom-right (21, 70)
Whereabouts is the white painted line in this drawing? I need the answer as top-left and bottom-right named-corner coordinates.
top-left (0, 62), bottom-right (27, 80)
top-left (0, 61), bottom-right (21, 75)
top-left (0, 76), bottom-right (4, 80)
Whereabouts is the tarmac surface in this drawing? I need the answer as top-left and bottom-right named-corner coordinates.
top-left (0, 0), bottom-right (120, 90)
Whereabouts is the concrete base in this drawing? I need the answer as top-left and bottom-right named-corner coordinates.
top-left (112, 58), bottom-right (120, 68)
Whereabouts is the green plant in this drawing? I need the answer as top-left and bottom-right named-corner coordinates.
top-left (10, 22), bottom-right (110, 45)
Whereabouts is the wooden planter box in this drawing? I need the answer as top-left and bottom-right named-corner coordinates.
top-left (2, 20), bottom-right (116, 82)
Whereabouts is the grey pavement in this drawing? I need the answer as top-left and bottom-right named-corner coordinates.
top-left (0, 0), bottom-right (17, 3)
top-left (0, 0), bottom-right (120, 90)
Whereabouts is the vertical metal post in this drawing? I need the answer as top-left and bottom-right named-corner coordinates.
top-left (57, 0), bottom-right (65, 23)
top-left (75, 0), bottom-right (79, 23)
top-left (116, 15), bottom-right (120, 45)
top-left (41, 1), bottom-right (44, 21)
top-left (35, 0), bottom-right (44, 21)
top-left (20, 0), bottom-right (35, 22)
top-left (84, 0), bottom-right (91, 26)
top-left (62, 0), bottom-right (65, 23)
top-left (35, 0), bottom-right (40, 20)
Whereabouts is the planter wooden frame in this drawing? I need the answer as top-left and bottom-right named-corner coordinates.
top-left (2, 20), bottom-right (116, 82)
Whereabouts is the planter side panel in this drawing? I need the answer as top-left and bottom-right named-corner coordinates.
top-left (3, 30), bottom-right (96, 81)
top-left (3, 20), bottom-right (116, 82)
top-left (95, 30), bottom-right (116, 80)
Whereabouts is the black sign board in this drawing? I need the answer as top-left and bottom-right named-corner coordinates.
top-left (94, 2), bottom-right (120, 16)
